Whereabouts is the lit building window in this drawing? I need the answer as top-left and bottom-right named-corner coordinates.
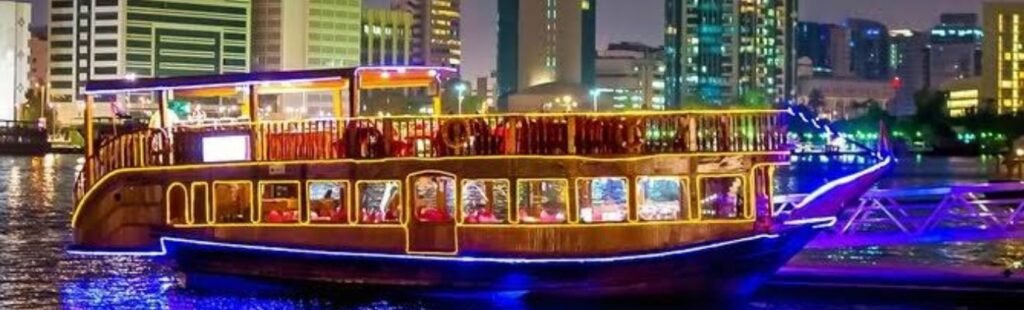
top-left (577, 178), bottom-right (629, 223)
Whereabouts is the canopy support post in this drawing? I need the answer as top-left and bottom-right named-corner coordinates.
top-left (84, 95), bottom-right (95, 185)
top-left (156, 90), bottom-right (167, 129)
top-left (248, 84), bottom-right (260, 161)
top-left (349, 77), bottom-right (359, 117)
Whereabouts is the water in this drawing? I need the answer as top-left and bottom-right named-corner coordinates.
top-left (0, 155), bottom-right (1019, 309)
top-left (776, 155), bottom-right (1002, 195)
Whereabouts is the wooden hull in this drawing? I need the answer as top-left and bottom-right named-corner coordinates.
top-left (166, 225), bottom-right (821, 299)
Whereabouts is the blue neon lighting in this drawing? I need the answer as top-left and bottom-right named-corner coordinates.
top-left (783, 216), bottom-right (838, 228)
top-left (793, 156), bottom-right (893, 211)
top-left (69, 234), bottom-right (785, 264)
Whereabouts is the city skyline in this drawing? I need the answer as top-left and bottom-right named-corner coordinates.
top-left (24, 0), bottom-right (1024, 80)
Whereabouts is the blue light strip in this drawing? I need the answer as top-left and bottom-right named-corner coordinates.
top-left (69, 234), bottom-right (785, 264)
top-left (785, 101), bottom-right (884, 160)
top-left (792, 156), bottom-right (894, 211)
top-left (783, 216), bottom-right (838, 228)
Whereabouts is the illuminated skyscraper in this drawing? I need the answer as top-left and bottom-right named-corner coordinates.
top-left (847, 19), bottom-right (891, 80)
top-left (496, 0), bottom-right (597, 111)
top-left (398, 0), bottom-right (462, 69)
top-left (252, 0), bottom-right (363, 71)
top-left (797, 22), bottom-right (834, 77)
top-left (362, 9), bottom-right (413, 66)
top-left (928, 13), bottom-right (982, 89)
top-left (48, 0), bottom-right (251, 124)
top-left (983, 3), bottom-right (1024, 114)
top-left (664, 0), bottom-right (798, 107)
top-left (889, 29), bottom-right (929, 116)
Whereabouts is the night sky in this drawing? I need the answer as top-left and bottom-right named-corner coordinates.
top-left (24, 0), bottom-right (1024, 79)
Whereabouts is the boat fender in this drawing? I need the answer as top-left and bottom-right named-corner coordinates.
top-left (616, 117), bottom-right (645, 152)
top-left (441, 119), bottom-right (471, 149)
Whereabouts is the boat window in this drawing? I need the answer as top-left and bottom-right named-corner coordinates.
top-left (637, 177), bottom-right (688, 222)
top-left (577, 177), bottom-right (629, 223)
top-left (461, 179), bottom-right (510, 224)
top-left (191, 183), bottom-right (210, 224)
top-left (259, 182), bottom-right (301, 224)
top-left (752, 167), bottom-right (772, 219)
top-left (411, 174), bottom-right (456, 223)
top-left (166, 183), bottom-right (188, 225)
top-left (516, 179), bottom-right (569, 224)
top-left (358, 181), bottom-right (403, 224)
top-left (213, 182), bottom-right (254, 223)
top-left (699, 177), bottom-right (745, 220)
top-left (308, 181), bottom-right (349, 224)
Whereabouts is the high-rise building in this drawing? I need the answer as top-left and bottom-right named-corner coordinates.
top-left (29, 37), bottom-right (48, 88)
top-left (596, 42), bottom-right (665, 111)
top-left (829, 24), bottom-right (854, 78)
top-left (399, 0), bottom-right (462, 69)
top-left (888, 30), bottom-right (929, 116)
top-left (664, 0), bottom-right (798, 107)
top-left (253, 0), bottom-right (362, 71)
top-left (928, 13), bottom-right (983, 90)
top-left (48, 0), bottom-right (251, 124)
top-left (362, 9), bottom-right (413, 66)
top-left (796, 22), bottom-right (853, 78)
top-left (983, 3), bottom-right (1024, 114)
top-left (496, 0), bottom-right (597, 111)
top-left (0, 1), bottom-right (31, 121)
top-left (847, 19), bottom-right (891, 80)
top-left (797, 22), bottom-right (834, 77)
top-left (889, 29), bottom-right (929, 116)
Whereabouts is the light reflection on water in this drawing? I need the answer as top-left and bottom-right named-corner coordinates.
top-left (0, 155), bottom-right (1020, 308)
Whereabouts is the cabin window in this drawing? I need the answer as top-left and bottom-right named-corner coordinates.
top-left (699, 176), bottom-right (746, 220)
top-left (357, 181), bottom-right (403, 224)
top-left (190, 182), bottom-right (210, 225)
top-left (213, 182), bottom-right (254, 224)
top-left (166, 183), bottom-right (188, 225)
top-left (461, 179), bottom-right (511, 224)
top-left (411, 174), bottom-right (456, 223)
top-left (637, 177), bottom-right (688, 222)
top-left (752, 166), bottom-right (773, 220)
top-left (516, 179), bottom-right (569, 224)
top-left (577, 177), bottom-right (629, 223)
top-left (308, 181), bottom-right (350, 224)
top-left (259, 182), bottom-right (301, 224)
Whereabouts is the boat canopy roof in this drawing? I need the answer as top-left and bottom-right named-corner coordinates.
top-left (84, 66), bottom-right (457, 95)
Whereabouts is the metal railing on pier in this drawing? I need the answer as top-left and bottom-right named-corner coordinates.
top-left (777, 182), bottom-right (1024, 235)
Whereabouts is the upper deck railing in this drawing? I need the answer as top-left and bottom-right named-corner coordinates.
top-left (75, 111), bottom-right (790, 201)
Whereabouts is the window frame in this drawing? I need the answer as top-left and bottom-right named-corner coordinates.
top-left (355, 180), bottom-right (405, 225)
top-left (575, 177), bottom-right (632, 224)
top-left (211, 180), bottom-right (256, 225)
top-left (695, 174), bottom-right (750, 222)
top-left (257, 180), bottom-right (303, 225)
top-left (305, 179), bottom-right (353, 225)
top-left (165, 182), bottom-right (189, 225)
top-left (514, 178), bottom-right (571, 225)
top-left (636, 176), bottom-right (692, 223)
top-left (189, 182), bottom-right (210, 225)
top-left (459, 178), bottom-right (513, 225)
top-left (407, 171), bottom-right (459, 224)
